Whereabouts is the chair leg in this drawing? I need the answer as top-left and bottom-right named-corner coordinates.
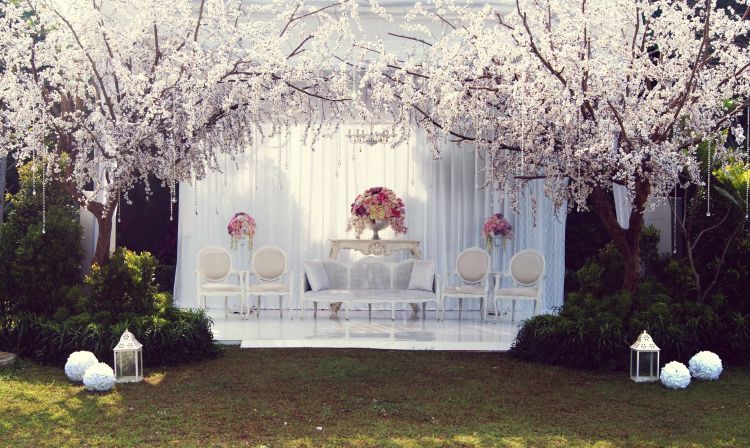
top-left (493, 297), bottom-right (499, 322)
top-left (368, 303), bottom-right (372, 320)
top-left (257, 296), bottom-right (261, 318)
top-left (459, 298), bottom-right (463, 320)
top-left (482, 297), bottom-right (487, 323)
top-left (422, 303), bottom-right (426, 319)
top-left (512, 300), bottom-right (516, 322)
top-left (314, 301), bottom-right (317, 318)
top-left (391, 303), bottom-right (395, 321)
top-left (345, 301), bottom-right (349, 321)
top-left (279, 296), bottom-right (283, 318)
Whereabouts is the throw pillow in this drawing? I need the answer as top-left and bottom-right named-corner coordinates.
top-left (304, 260), bottom-right (330, 292)
top-left (408, 260), bottom-right (435, 291)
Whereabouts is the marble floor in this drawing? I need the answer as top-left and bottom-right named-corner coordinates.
top-left (207, 308), bottom-right (524, 351)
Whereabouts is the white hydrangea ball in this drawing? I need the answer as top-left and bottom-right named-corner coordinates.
top-left (64, 351), bottom-right (98, 382)
top-left (689, 351), bottom-right (723, 380)
top-left (82, 362), bottom-right (116, 392)
top-left (660, 361), bottom-right (691, 389)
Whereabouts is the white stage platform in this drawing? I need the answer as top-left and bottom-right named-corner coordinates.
top-left (206, 309), bottom-right (524, 351)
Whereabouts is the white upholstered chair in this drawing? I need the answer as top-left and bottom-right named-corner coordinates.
top-left (246, 245), bottom-right (293, 318)
top-left (195, 246), bottom-right (245, 318)
top-left (493, 249), bottom-right (545, 322)
top-left (442, 247), bottom-right (491, 322)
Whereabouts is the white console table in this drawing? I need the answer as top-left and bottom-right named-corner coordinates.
top-left (328, 239), bottom-right (422, 260)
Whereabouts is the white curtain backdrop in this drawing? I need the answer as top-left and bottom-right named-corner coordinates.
top-left (174, 125), bottom-right (566, 314)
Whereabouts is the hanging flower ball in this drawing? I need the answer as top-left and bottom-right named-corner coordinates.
top-left (688, 351), bottom-right (723, 380)
top-left (660, 361), bottom-right (691, 389)
top-left (64, 351), bottom-right (98, 382)
top-left (83, 362), bottom-right (116, 392)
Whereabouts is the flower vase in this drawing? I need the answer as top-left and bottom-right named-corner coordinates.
top-left (367, 220), bottom-right (390, 240)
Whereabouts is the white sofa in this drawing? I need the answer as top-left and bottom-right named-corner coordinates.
top-left (300, 258), bottom-right (441, 320)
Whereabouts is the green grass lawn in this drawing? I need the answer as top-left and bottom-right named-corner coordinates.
top-left (1, 348), bottom-right (749, 447)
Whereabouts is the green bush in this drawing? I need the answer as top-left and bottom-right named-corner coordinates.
top-left (84, 247), bottom-right (162, 319)
top-left (511, 232), bottom-right (750, 370)
top-left (0, 308), bottom-right (219, 366)
top-left (0, 161), bottom-right (83, 316)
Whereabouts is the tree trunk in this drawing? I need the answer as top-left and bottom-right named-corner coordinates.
top-left (92, 209), bottom-right (114, 266)
top-left (590, 181), bottom-right (650, 292)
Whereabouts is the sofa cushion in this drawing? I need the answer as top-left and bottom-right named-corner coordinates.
top-left (321, 261), bottom-right (348, 289)
top-left (304, 260), bottom-right (329, 292)
top-left (392, 260), bottom-right (415, 289)
top-left (408, 260), bottom-right (435, 291)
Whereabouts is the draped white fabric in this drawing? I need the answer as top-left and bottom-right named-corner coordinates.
top-left (613, 184), bottom-right (633, 229)
top-left (174, 125), bottom-right (566, 313)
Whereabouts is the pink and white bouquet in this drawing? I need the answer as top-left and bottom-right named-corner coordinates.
top-left (483, 213), bottom-right (513, 253)
top-left (227, 212), bottom-right (256, 250)
top-left (346, 187), bottom-right (407, 238)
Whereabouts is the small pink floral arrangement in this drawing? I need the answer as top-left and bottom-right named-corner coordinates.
top-left (483, 213), bottom-right (513, 253)
top-left (227, 212), bottom-right (256, 250)
top-left (346, 187), bottom-right (407, 238)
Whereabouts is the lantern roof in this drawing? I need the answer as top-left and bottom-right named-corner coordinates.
top-left (630, 330), bottom-right (660, 351)
top-left (114, 329), bottom-right (143, 351)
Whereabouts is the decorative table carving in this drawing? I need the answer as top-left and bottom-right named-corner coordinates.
top-left (329, 239), bottom-right (422, 260)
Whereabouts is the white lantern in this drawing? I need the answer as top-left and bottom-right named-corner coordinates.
top-left (113, 329), bottom-right (143, 383)
top-left (630, 330), bottom-right (660, 382)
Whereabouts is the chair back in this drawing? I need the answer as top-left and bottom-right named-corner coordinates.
top-left (456, 247), bottom-right (490, 284)
top-left (510, 249), bottom-right (545, 286)
top-left (252, 245), bottom-right (287, 281)
top-left (197, 246), bottom-right (232, 282)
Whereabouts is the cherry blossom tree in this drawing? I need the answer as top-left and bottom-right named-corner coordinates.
top-left (361, 0), bottom-right (750, 290)
top-left (0, 0), bottom-right (359, 265)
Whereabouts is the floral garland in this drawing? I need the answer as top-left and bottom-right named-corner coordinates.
top-left (483, 213), bottom-right (513, 254)
top-left (346, 187), bottom-right (407, 238)
top-left (227, 212), bottom-right (256, 250)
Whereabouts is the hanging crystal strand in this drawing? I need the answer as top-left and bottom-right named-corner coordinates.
top-left (672, 185), bottom-right (678, 254)
top-left (410, 132), bottom-right (415, 187)
top-left (285, 127), bottom-right (291, 170)
top-left (32, 146), bottom-right (37, 196)
top-left (170, 135), bottom-right (177, 222)
top-left (193, 170), bottom-right (198, 216)
top-left (117, 193), bottom-right (121, 223)
top-left (745, 107), bottom-right (749, 219)
top-left (41, 155), bottom-right (46, 234)
top-left (336, 127), bottom-right (341, 178)
top-left (706, 143), bottom-right (712, 217)
top-left (278, 134), bottom-right (283, 190)
top-left (253, 125), bottom-right (259, 191)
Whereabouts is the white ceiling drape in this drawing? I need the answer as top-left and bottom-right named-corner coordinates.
top-left (174, 125), bottom-right (566, 314)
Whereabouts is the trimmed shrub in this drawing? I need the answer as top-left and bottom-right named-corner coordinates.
top-left (84, 248), bottom-right (162, 319)
top-left (0, 308), bottom-right (219, 366)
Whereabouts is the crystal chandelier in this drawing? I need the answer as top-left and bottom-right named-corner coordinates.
top-left (346, 125), bottom-right (393, 146)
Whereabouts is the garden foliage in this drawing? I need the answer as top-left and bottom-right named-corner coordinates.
top-left (511, 228), bottom-right (750, 370)
top-left (0, 161), bottom-right (82, 316)
top-left (0, 163), bottom-right (218, 365)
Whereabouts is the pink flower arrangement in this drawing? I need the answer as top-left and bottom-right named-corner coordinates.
top-left (346, 187), bottom-right (407, 238)
top-left (227, 212), bottom-right (256, 250)
top-left (483, 213), bottom-right (513, 253)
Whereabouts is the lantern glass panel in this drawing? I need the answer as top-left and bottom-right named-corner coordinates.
top-left (630, 350), bottom-right (659, 382)
top-left (116, 350), bottom-right (139, 382)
